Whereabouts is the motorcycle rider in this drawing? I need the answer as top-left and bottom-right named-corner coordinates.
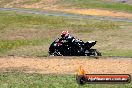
top-left (59, 31), bottom-right (84, 53)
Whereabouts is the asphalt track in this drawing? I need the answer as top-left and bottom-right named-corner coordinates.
top-left (0, 8), bottom-right (132, 22)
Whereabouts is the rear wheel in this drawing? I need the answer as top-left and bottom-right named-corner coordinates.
top-left (49, 49), bottom-right (62, 56)
top-left (85, 49), bottom-right (101, 56)
top-left (92, 49), bottom-right (101, 56)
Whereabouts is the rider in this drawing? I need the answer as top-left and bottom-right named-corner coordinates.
top-left (59, 31), bottom-right (84, 53)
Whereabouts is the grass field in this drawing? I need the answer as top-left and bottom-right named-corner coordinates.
top-left (0, 1), bottom-right (132, 88)
top-left (1, 0), bottom-right (132, 20)
top-left (0, 0), bottom-right (132, 13)
top-left (60, 0), bottom-right (132, 12)
top-left (0, 72), bottom-right (131, 88)
top-left (0, 10), bottom-right (132, 57)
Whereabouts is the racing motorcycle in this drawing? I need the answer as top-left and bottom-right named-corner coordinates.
top-left (48, 38), bottom-right (101, 56)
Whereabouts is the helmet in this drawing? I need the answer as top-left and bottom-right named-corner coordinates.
top-left (61, 31), bottom-right (69, 38)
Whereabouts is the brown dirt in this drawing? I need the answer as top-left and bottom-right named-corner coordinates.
top-left (3, 0), bottom-right (132, 19)
top-left (4, 0), bottom-right (59, 9)
top-left (0, 57), bottom-right (131, 74)
top-left (53, 8), bottom-right (132, 19)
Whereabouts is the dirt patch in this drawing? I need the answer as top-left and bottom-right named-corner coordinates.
top-left (21, 3), bottom-right (132, 19)
top-left (53, 8), bottom-right (132, 19)
top-left (2, 0), bottom-right (132, 19)
top-left (21, 0), bottom-right (59, 9)
top-left (0, 57), bottom-right (131, 74)
top-left (4, 0), bottom-right (59, 9)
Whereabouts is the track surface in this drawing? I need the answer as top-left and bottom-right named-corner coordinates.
top-left (0, 8), bottom-right (132, 22)
top-left (0, 57), bottom-right (131, 74)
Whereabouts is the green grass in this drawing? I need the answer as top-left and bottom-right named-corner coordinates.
top-left (0, 11), bottom-right (119, 30)
top-left (0, 39), bottom-right (49, 53)
top-left (102, 50), bottom-right (132, 57)
top-left (0, 11), bottom-right (68, 29)
top-left (60, 0), bottom-right (132, 12)
top-left (0, 72), bottom-right (131, 88)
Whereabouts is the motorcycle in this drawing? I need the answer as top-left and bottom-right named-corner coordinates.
top-left (48, 38), bottom-right (101, 56)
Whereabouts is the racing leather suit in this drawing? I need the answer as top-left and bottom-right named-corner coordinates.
top-left (59, 35), bottom-right (84, 53)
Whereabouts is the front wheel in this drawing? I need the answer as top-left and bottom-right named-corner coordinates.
top-left (85, 49), bottom-right (101, 56)
top-left (92, 49), bottom-right (101, 56)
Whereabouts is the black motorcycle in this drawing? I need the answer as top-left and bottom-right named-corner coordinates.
top-left (48, 38), bottom-right (101, 56)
